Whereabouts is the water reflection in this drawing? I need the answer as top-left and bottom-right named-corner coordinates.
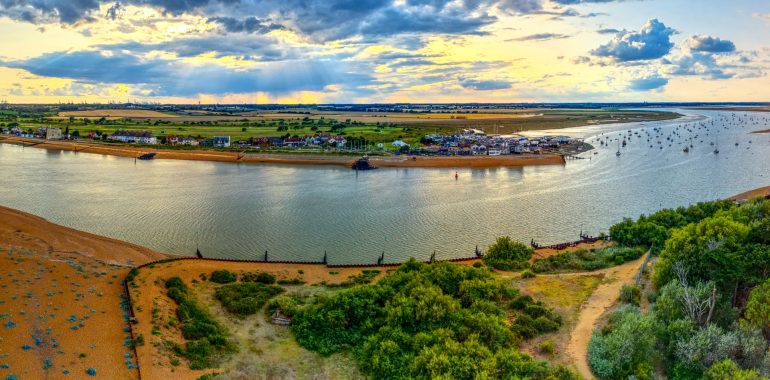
top-left (0, 108), bottom-right (768, 264)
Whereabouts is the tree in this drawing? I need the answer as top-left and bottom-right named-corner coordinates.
top-left (654, 215), bottom-right (750, 289)
top-left (705, 360), bottom-right (769, 380)
top-left (744, 279), bottom-right (770, 338)
top-left (483, 236), bottom-right (533, 271)
top-left (588, 305), bottom-right (658, 380)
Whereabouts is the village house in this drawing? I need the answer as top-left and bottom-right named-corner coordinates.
top-left (45, 127), bottom-right (62, 140)
top-left (110, 131), bottom-right (158, 144)
top-left (200, 136), bottom-right (230, 147)
top-left (178, 137), bottom-right (199, 146)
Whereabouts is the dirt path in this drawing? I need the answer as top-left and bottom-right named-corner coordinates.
top-left (565, 254), bottom-right (648, 380)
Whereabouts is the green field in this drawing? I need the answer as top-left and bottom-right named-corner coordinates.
top-left (0, 106), bottom-right (680, 146)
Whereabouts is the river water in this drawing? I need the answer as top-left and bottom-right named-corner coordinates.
top-left (1, 109), bottom-right (768, 264)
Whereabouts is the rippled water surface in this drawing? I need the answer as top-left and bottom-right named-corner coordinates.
top-left (1, 109), bottom-right (769, 263)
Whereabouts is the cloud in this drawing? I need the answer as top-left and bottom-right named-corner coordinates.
top-left (596, 28), bottom-right (622, 35)
top-left (591, 19), bottom-right (675, 62)
top-left (686, 35), bottom-right (736, 53)
top-left (0, 0), bottom-right (555, 41)
top-left (96, 35), bottom-right (308, 62)
top-left (3, 50), bottom-right (372, 96)
top-left (458, 78), bottom-right (513, 90)
top-left (509, 33), bottom-right (569, 41)
top-left (628, 76), bottom-right (668, 91)
top-left (208, 17), bottom-right (286, 34)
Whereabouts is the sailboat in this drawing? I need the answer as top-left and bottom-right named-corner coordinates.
top-left (615, 140), bottom-right (621, 157)
top-left (713, 139), bottom-right (719, 154)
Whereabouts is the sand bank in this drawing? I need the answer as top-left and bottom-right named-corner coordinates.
top-left (731, 185), bottom-right (770, 202)
top-left (0, 136), bottom-right (565, 169)
top-left (0, 206), bottom-right (164, 380)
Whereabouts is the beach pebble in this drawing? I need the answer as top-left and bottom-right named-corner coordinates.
top-left (86, 368), bottom-right (96, 376)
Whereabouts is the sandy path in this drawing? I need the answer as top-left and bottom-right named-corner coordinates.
top-left (565, 254), bottom-right (648, 380)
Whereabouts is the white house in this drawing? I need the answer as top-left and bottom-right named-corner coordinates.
top-left (46, 127), bottom-right (62, 140)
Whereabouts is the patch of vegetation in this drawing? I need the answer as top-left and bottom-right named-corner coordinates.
top-left (240, 271), bottom-right (276, 284)
top-left (589, 198), bottom-right (770, 380)
top-left (328, 270), bottom-right (381, 287)
top-left (291, 259), bottom-right (575, 379)
top-left (531, 246), bottom-right (645, 273)
top-left (165, 276), bottom-right (234, 369)
top-left (483, 236), bottom-right (533, 271)
top-left (277, 277), bottom-right (305, 285)
top-left (609, 199), bottom-right (734, 252)
top-left (214, 282), bottom-right (284, 316)
top-left (209, 270), bottom-right (237, 284)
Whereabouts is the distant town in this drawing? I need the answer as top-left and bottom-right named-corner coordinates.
top-left (1, 125), bottom-right (586, 156)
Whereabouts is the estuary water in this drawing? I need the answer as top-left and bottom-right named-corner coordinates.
top-left (1, 109), bottom-right (768, 264)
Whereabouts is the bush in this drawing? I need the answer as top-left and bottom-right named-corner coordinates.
top-left (209, 270), bottom-right (236, 284)
top-left (531, 246), bottom-right (645, 273)
top-left (521, 269), bottom-right (536, 278)
top-left (215, 282), bottom-right (284, 316)
top-left (291, 259), bottom-right (573, 379)
top-left (619, 284), bottom-right (641, 306)
top-left (483, 236), bottom-right (533, 271)
top-left (240, 271), bottom-right (276, 284)
top-left (588, 305), bottom-right (658, 380)
top-left (164, 277), bottom-right (233, 368)
top-left (539, 339), bottom-right (556, 356)
top-left (267, 295), bottom-right (302, 318)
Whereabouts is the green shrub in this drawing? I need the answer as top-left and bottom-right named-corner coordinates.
top-left (588, 305), bottom-right (658, 380)
top-left (164, 277), bottom-right (233, 369)
top-left (619, 284), bottom-right (641, 306)
top-left (291, 259), bottom-right (574, 379)
top-left (209, 270), bottom-right (236, 284)
top-left (539, 339), bottom-right (556, 356)
top-left (531, 246), bottom-right (645, 273)
top-left (483, 236), bottom-right (533, 271)
top-left (240, 271), bottom-right (276, 284)
top-left (521, 269), bottom-right (536, 278)
top-left (215, 282), bottom-right (284, 316)
top-left (277, 278), bottom-right (306, 285)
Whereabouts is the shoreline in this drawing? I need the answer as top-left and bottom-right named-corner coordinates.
top-left (0, 135), bottom-right (566, 168)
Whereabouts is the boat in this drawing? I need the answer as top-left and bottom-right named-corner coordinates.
top-left (138, 153), bottom-right (156, 160)
top-left (683, 146), bottom-right (689, 153)
top-left (351, 155), bottom-right (377, 170)
top-left (615, 140), bottom-right (621, 157)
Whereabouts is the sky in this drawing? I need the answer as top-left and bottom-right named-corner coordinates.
top-left (0, 0), bottom-right (769, 104)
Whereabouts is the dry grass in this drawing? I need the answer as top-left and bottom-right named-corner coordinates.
top-left (512, 273), bottom-right (604, 367)
top-left (130, 260), bottom-right (391, 379)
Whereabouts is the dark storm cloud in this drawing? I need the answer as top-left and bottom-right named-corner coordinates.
top-left (3, 50), bottom-right (372, 96)
top-left (208, 16), bottom-right (286, 34)
top-left (98, 34), bottom-right (305, 61)
top-left (0, 0), bottom-right (577, 41)
top-left (591, 19), bottom-right (675, 62)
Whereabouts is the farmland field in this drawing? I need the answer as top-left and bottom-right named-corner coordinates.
top-left (18, 108), bottom-right (681, 144)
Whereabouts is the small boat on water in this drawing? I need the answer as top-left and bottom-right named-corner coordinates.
top-left (683, 146), bottom-right (689, 153)
top-left (138, 153), bottom-right (156, 160)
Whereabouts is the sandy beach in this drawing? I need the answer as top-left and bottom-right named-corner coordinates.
top-left (731, 185), bottom-right (770, 202)
top-left (0, 206), bottom-right (165, 380)
top-left (0, 136), bottom-right (566, 169)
